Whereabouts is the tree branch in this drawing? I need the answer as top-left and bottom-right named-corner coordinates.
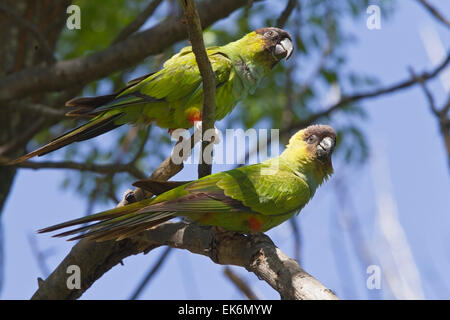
top-left (292, 52), bottom-right (450, 129)
top-left (8, 160), bottom-right (146, 180)
top-left (0, 0), bottom-right (254, 103)
top-left (31, 221), bottom-right (337, 300)
top-left (0, 118), bottom-right (47, 157)
top-left (181, 0), bottom-right (216, 178)
top-left (224, 266), bottom-right (259, 300)
top-left (0, 2), bottom-right (55, 64)
top-left (112, 0), bottom-right (164, 44)
top-left (129, 246), bottom-right (172, 300)
top-left (118, 131), bottom-right (200, 206)
top-left (10, 102), bottom-right (66, 118)
top-left (276, 0), bottom-right (298, 28)
top-left (416, 0), bottom-right (450, 28)
top-left (410, 67), bottom-right (450, 169)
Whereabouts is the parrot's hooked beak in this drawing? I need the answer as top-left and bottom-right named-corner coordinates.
top-left (255, 27), bottom-right (294, 62)
top-left (317, 136), bottom-right (335, 161)
top-left (274, 37), bottom-right (294, 60)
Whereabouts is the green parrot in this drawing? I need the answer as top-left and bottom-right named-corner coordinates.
top-left (9, 27), bottom-right (293, 164)
top-left (39, 125), bottom-right (336, 241)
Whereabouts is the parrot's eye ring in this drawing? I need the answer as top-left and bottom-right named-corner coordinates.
top-left (264, 30), bottom-right (277, 38)
top-left (306, 135), bottom-right (318, 144)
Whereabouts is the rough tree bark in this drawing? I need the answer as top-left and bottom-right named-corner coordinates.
top-left (0, 0), bottom-right (70, 212)
top-left (31, 221), bottom-right (338, 300)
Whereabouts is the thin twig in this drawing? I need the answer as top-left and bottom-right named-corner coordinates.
top-left (27, 233), bottom-right (53, 277)
top-left (276, 0), bottom-right (298, 28)
top-left (130, 126), bottom-right (152, 164)
top-left (129, 247), bottom-right (172, 300)
top-left (410, 67), bottom-right (450, 169)
top-left (112, 0), bottom-right (164, 44)
top-left (9, 159), bottom-right (146, 180)
top-left (224, 267), bottom-right (259, 300)
top-left (289, 52), bottom-right (450, 130)
top-left (181, 0), bottom-right (216, 178)
top-left (408, 67), bottom-right (439, 114)
top-left (416, 0), bottom-right (450, 28)
top-left (0, 118), bottom-right (47, 156)
top-left (12, 102), bottom-right (66, 118)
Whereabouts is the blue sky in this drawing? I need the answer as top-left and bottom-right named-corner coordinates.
top-left (2, 0), bottom-right (450, 299)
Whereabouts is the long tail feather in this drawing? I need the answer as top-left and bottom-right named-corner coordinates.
top-left (38, 197), bottom-right (174, 241)
top-left (68, 213), bottom-right (173, 241)
top-left (8, 113), bottom-right (124, 164)
top-left (132, 179), bottom-right (191, 195)
top-left (64, 71), bottom-right (156, 118)
top-left (65, 94), bottom-right (117, 117)
top-left (38, 197), bottom-right (153, 233)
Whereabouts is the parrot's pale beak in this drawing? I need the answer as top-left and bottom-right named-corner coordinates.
top-left (274, 38), bottom-right (294, 60)
top-left (317, 136), bottom-right (335, 160)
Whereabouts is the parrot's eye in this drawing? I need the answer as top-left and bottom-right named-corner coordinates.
top-left (306, 135), bottom-right (318, 144)
top-left (264, 30), bottom-right (277, 38)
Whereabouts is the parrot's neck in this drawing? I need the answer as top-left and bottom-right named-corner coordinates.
top-left (222, 42), bottom-right (272, 95)
top-left (235, 58), bottom-right (266, 94)
top-left (278, 151), bottom-right (332, 197)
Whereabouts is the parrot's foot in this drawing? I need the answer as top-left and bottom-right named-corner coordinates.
top-left (193, 121), bottom-right (221, 144)
top-left (214, 226), bottom-right (228, 233)
top-left (247, 232), bottom-right (273, 247)
top-left (208, 227), bottom-right (245, 263)
top-left (214, 226), bottom-right (243, 238)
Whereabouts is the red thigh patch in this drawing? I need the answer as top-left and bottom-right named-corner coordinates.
top-left (248, 217), bottom-right (263, 232)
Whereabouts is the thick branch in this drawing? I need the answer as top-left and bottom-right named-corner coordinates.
top-left (0, 0), bottom-right (252, 102)
top-left (31, 221), bottom-right (337, 300)
top-left (181, 0), bottom-right (216, 178)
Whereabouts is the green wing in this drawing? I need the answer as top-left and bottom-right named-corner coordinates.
top-left (39, 161), bottom-right (310, 240)
top-left (92, 46), bottom-right (233, 114)
top-left (189, 161), bottom-right (311, 216)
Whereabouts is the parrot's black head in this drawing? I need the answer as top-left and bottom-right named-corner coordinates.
top-left (302, 125), bottom-right (336, 163)
top-left (255, 27), bottom-right (294, 61)
top-left (284, 124), bottom-right (336, 185)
